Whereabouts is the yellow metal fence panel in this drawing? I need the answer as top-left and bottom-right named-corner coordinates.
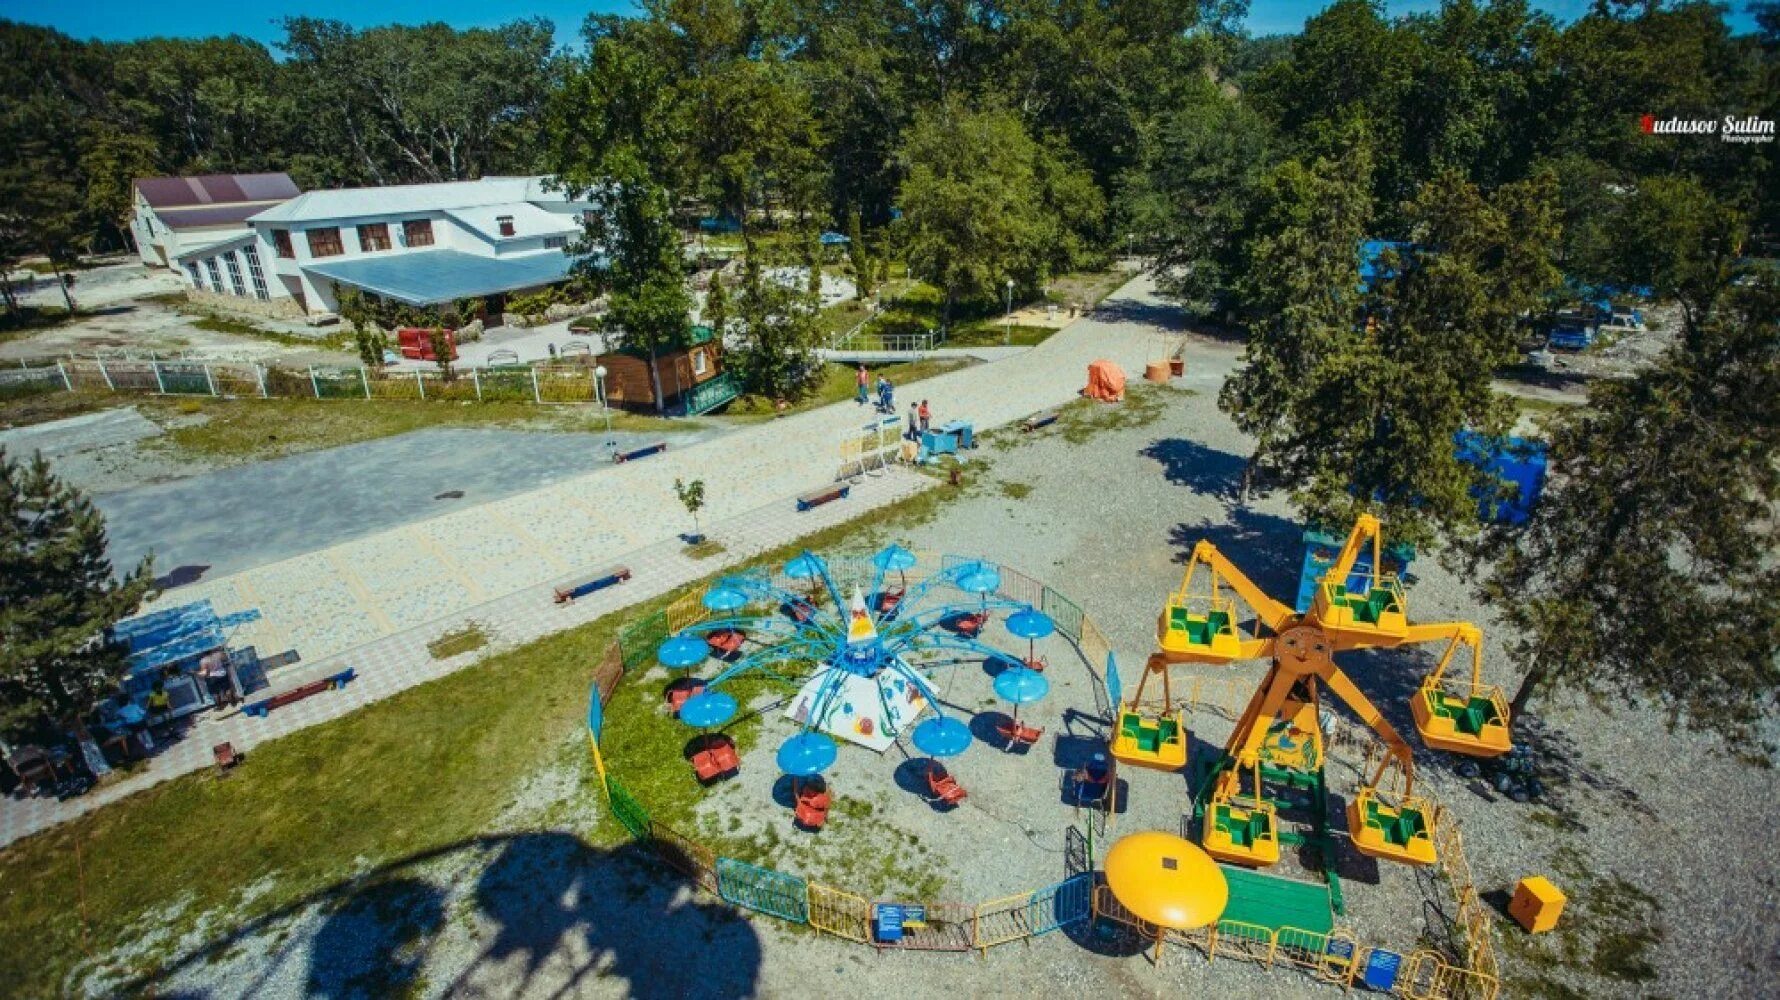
top-left (808, 883), bottom-right (871, 943)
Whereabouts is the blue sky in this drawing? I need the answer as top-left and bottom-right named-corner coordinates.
top-left (2, 0), bottom-right (1758, 46)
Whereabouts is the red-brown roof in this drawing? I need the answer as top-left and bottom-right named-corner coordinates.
top-left (133, 173), bottom-right (300, 210)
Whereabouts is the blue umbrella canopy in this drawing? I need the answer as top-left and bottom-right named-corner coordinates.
top-left (657, 634), bottom-right (710, 669)
top-left (1005, 608), bottom-right (1055, 640)
top-left (679, 691), bottom-right (738, 728)
top-left (994, 667), bottom-right (1052, 705)
top-left (702, 585), bottom-right (748, 612)
top-left (873, 544), bottom-right (918, 572)
top-left (785, 553), bottom-right (825, 579)
top-left (777, 731), bottom-right (838, 775)
top-left (957, 563), bottom-right (1001, 595)
top-left (912, 716), bottom-right (973, 757)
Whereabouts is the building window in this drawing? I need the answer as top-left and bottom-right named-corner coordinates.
top-left (402, 219), bottom-right (434, 248)
top-left (357, 223), bottom-right (392, 252)
top-left (224, 253), bottom-right (247, 297)
top-left (272, 229), bottom-right (294, 259)
top-left (204, 257), bottom-right (224, 291)
top-left (692, 348), bottom-right (709, 376)
top-left (185, 263), bottom-right (203, 289)
top-left (243, 245), bottom-right (269, 300)
top-left (497, 215), bottom-right (516, 237)
top-left (544, 236), bottom-right (568, 250)
top-left (306, 227), bottom-right (343, 258)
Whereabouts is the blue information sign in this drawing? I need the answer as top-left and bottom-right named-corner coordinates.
top-left (1362, 949), bottom-right (1402, 991)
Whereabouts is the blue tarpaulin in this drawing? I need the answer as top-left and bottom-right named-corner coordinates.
top-left (818, 231), bottom-right (851, 245)
top-left (1358, 240), bottom-right (1413, 292)
top-left (304, 249), bottom-right (601, 306)
top-left (1457, 431), bottom-right (1548, 524)
top-left (115, 600), bottom-right (262, 674)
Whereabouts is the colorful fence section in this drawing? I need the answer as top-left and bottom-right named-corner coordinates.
top-left (584, 548), bottom-right (1500, 997)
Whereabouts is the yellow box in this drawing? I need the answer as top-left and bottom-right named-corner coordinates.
top-left (1509, 876), bottom-right (1566, 933)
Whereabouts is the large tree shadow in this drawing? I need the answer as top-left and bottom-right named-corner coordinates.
top-left (129, 832), bottom-right (763, 1000)
top-left (1140, 438), bottom-right (1247, 507)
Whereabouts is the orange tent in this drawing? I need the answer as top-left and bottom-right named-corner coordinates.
top-left (1084, 359), bottom-right (1126, 402)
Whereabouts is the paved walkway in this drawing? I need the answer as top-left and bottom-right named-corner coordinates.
top-left (0, 273), bottom-right (1170, 847)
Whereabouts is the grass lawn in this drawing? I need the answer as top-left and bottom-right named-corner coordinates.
top-left (147, 397), bottom-right (688, 463)
top-left (0, 482), bottom-right (959, 997)
top-left (723, 357), bottom-right (974, 422)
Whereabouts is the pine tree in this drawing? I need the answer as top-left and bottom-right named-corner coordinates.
top-left (0, 450), bottom-right (154, 742)
top-left (704, 271), bottom-right (728, 337)
top-left (1468, 232), bottom-right (1780, 738)
top-left (847, 210), bottom-right (874, 299)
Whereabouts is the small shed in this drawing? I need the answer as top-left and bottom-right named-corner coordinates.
top-left (596, 325), bottom-right (738, 415)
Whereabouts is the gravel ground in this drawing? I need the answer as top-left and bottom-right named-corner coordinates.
top-left (121, 331), bottom-right (1774, 999)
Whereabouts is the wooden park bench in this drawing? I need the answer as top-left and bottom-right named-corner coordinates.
top-left (614, 442), bottom-right (668, 463)
top-left (242, 668), bottom-right (356, 719)
top-left (796, 483), bottom-right (851, 512)
top-left (554, 565), bottom-right (632, 604)
top-left (1022, 410), bottom-right (1059, 432)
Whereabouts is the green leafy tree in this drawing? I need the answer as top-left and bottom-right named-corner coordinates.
top-left (1218, 143), bottom-right (1375, 500)
top-left (1278, 168), bottom-right (1561, 547)
top-left (428, 327), bottom-right (454, 381)
top-left (0, 450), bottom-right (154, 742)
top-left (546, 26), bottom-right (691, 411)
top-left (1468, 274), bottom-right (1780, 732)
top-left (704, 271), bottom-right (729, 337)
top-left (897, 103), bottom-right (1102, 328)
top-left (673, 477), bottom-right (707, 540)
top-left (805, 228), bottom-right (823, 300)
top-left (732, 241), bottom-right (821, 400)
top-left (846, 209), bottom-right (874, 299)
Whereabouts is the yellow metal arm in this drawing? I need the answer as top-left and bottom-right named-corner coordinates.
top-left (1319, 664), bottom-right (1419, 799)
top-left (1186, 540), bottom-right (1294, 634)
top-left (1327, 513), bottom-right (1385, 587)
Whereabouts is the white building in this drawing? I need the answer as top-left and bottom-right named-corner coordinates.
top-left (174, 176), bottom-right (599, 321)
top-left (130, 174), bottom-right (301, 269)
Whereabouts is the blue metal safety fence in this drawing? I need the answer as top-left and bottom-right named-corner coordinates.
top-left (716, 858), bottom-right (810, 923)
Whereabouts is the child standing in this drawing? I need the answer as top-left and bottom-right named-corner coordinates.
top-left (918, 399), bottom-right (931, 433)
top-left (855, 364), bottom-right (870, 404)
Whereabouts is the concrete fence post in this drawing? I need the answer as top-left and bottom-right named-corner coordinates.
top-left (416, 370), bottom-right (426, 400)
top-left (308, 366), bottom-right (320, 399)
top-left (55, 361), bottom-right (72, 391)
top-left (254, 363), bottom-right (267, 398)
top-left (360, 366), bottom-right (371, 399)
top-left (152, 360), bottom-right (166, 394)
top-left (472, 368), bottom-right (482, 401)
top-left (531, 367), bottom-right (541, 403)
top-left (204, 363), bottom-right (218, 397)
top-left (97, 357), bottom-right (115, 391)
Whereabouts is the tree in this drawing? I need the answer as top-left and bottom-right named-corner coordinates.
top-left (1275, 168), bottom-right (1561, 547)
top-left (846, 209), bottom-right (874, 299)
top-left (0, 450), bottom-right (154, 743)
top-left (896, 104), bottom-right (1102, 328)
top-left (428, 327), bottom-right (454, 381)
top-left (703, 271), bottom-right (729, 337)
top-left (731, 241), bottom-right (822, 400)
top-left (673, 477), bottom-right (706, 541)
top-left (1467, 274), bottom-right (1780, 736)
top-left (1217, 142), bottom-right (1375, 500)
top-left (805, 228), bottom-right (823, 300)
top-left (1129, 81), bottom-right (1276, 316)
top-left (546, 27), bottom-right (691, 411)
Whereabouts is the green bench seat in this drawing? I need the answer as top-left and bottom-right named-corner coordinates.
top-left (1363, 799), bottom-right (1428, 847)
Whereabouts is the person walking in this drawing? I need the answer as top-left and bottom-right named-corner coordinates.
top-left (906, 402), bottom-right (920, 440)
top-left (918, 399), bottom-right (931, 433)
top-left (855, 364), bottom-right (870, 404)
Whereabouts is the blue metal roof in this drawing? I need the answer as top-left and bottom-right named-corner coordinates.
top-left (114, 599), bottom-right (262, 674)
top-left (303, 249), bottom-right (599, 306)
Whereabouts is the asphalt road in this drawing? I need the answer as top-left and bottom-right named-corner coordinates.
top-left (96, 426), bottom-right (719, 583)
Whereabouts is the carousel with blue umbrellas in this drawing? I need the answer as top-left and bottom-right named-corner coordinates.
top-left (652, 545), bottom-right (1058, 828)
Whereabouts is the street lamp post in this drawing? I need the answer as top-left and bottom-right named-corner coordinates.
top-left (1003, 277), bottom-right (1015, 346)
top-left (595, 364), bottom-right (616, 460)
